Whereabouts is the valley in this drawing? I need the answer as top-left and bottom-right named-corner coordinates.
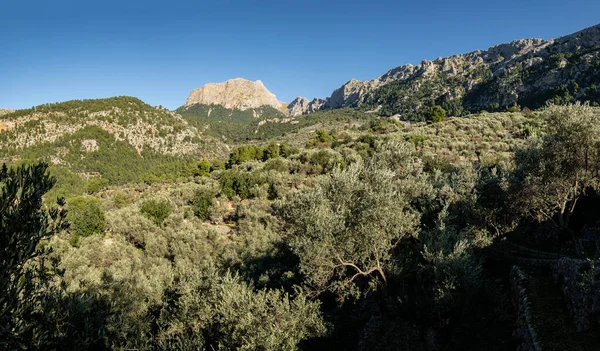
top-left (2, 22), bottom-right (600, 351)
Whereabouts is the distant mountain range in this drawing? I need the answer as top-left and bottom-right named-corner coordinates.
top-left (2, 23), bottom-right (600, 163)
top-left (178, 23), bottom-right (600, 120)
top-left (287, 23), bottom-right (600, 118)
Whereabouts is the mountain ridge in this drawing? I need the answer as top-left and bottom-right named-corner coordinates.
top-left (290, 23), bottom-right (600, 118)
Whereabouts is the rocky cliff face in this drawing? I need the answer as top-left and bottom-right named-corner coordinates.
top-left (296, 23), bottom-right (600, 118)
top-left (184, 78), bottom-right (287, 112)
top-left (287, 97), bottom-right (326, 116)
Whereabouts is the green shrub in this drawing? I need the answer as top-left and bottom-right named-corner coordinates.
top-left (219, 169), bottom-right (260, 199)
top-left (210, 159), bottom-right (226, 172)
top-left (426, 106), bottom-right (447, 122)
top-left (67, 196), bottom-right (106, 239)
top-left (309, 149), bottom-right (345, 174)
top-left (140, 200), bottom-right (172, 226)
top-left (263, 158), bottom-right (289, 173)
top-left (263, 142), bottom-right (280, 161)
top-left (197, 159), bottom-right (211, 177)
top-left (87, 177), bottom-right (109, 194)
top-left (113, 191), bottom-right (131, 208)
top-left (191, 188), bottom-right (217, 220)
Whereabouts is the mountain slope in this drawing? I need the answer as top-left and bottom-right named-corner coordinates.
top-left (293, 24), bottom-right (600, 119)
top-left (0, 96), bottom-right (226, 157)
top-left (0, 97), bottom-right (229, 186)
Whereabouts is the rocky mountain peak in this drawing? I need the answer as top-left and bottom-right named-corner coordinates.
top-left (287, 97), bottom-right (326, 116)
top-left (184, 78), bottom-right (287, 112)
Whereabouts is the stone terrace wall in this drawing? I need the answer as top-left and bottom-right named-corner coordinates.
top-left (510, 266), bottom-right (542, 351)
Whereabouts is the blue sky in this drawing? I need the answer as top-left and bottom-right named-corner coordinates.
top-left (1, 0), bottom-right (599, 110)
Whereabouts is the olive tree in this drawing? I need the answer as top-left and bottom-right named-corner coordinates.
top-left (156, 267), bottom-right (326, 351)
top-left (512, 103), bottom-right (600, 231)
top-left (277, 141), bottom-right (422, 300)
top-left (0, 163), bottom-right (67, 348)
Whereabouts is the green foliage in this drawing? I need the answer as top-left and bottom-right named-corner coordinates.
top-left (176, 104), bottom-right (293, 142)
top-left (406, 134), bottom-right (427, 147)
top-left (511, 103), bottom-right (600, 230)
top-left (418, 208), bottom-right (483, 317)
top-left (264, 141), bottom-right (280, 160)
top-left (308, 149), bottom-right (345, 174)
top-left (0, 162), bottom-right (67, 349)
top-left (279, 143), bottom-right (293, 158)
top-left (228, 145), bottom-right (266, 166)
top-left (2, 96), bottom-right (156, 119)
top-left (363, 118), bottom-right (402, 133)
top-left (219, 169), bottom-right (260, 199)
top-left (426, 105), bottom-right (446, 122)
top-left (191, 187), bottom-right (217, 220)
top-left (263, 158), bottom-right (290, 173)
top-left (277, 141), bottom-right (422, 299)
top-left (67, 196), bottom-right (106, 239)
top-left (9, 99), bottom-right (600, 349)
top-left (113, 191), bottom-right (131, 208)
top-left (140, 199), bottom-right (172, 226)
top-left (86, 177), bottom-right (109, 194)
top-left (197, 158), bottom-right (211, 177)
top-left (2, 125), bottom-right (201, 185)
top-left (505, 103), bottom-right (522, 113)
top-left (45, 166), bottom-right (89, 201)
top-left (177, 104), bottom-right (372, 142)
top-left (157, 267), bottom-right (326, 350)
top-left (306, 129), bottom-right (337, 147)
top-left (210, 158), bottom-right (226, 172)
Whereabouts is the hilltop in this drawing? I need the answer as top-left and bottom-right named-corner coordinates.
top-left (0, 108), bottom-right (14, 116)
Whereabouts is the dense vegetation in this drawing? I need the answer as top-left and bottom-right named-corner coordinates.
top-left (177, 104), bottom-right (372, 142)
top-left (3, 102), bottom-right (600, 350)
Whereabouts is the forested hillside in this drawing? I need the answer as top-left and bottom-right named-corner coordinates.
top-left (0, 97), bottom-right (230, 199)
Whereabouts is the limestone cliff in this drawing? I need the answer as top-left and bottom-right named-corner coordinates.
top-left (287, 97), bottom-right (326, 116)
top-left (184, 78), bottom-right (287, 112)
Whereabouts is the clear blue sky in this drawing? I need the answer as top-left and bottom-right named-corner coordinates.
top-left (1, 0), bottom-right (598, 110)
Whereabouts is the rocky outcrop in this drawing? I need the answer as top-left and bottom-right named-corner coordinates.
top-left (185, 78), bottom-right (287, 112)
top-left (0, 108), bottom-right (14, 116)
top-left (307, 23), bottom-right (600, 116)
top-left (287, 97), bottom-right (326, 116)
top-left (324, 79), bottom-right (371, 109)
top-left (287, 97), bottom-right (310, 116)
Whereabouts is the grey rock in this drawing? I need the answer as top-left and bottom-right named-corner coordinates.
top-left (308, 23), bottom-right (600, 115)
top-left (287, 97), bottom-right (327, 116)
